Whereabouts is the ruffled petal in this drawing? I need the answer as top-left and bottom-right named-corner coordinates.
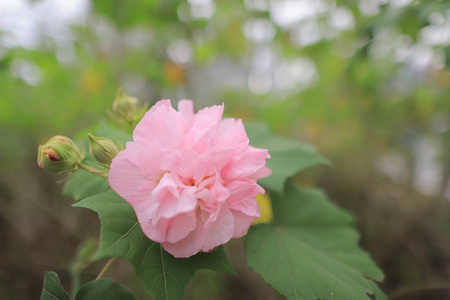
top-left (109, 151), bottom-right (154, 200)
top-left (177, 100), bottom-right (194, 130)
top-left (231, 210), bottom-right (258, 238)
top-left (225, 179), bottom-right (264, 208)
top-left (166, 210), bottom-right (197, 243)
top-left (222, 146), bottom-right (270, 179)
top-left (202, 205), bottom-right (234, 252)
top-left (213, 118), bottom-right (249, 155)
top-left (151, 173), bottom-right (197, 222)
top-left (133, 100), bottom-right (184, 151)
top-left (162, 211), bottom-right (206, 258)
top-left (183, 104), bottom-right (224, 153)
top-left (161, 149), bottom-right (206, 185)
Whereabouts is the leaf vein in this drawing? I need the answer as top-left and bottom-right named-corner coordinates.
top-left (42, 289), bottom-right (61, 300)
top-left (106, 222), bottom-right (139, 251)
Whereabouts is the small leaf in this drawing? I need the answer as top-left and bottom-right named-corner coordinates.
top-left (245, 122), bottom-right (329, 193)
top-left (245, 182), bottom-right (384, 300)
top-left (74, 190), bottom-right (236, 300)
top-left (40, 272), bottom-right (70, 300)
top-left (75, 278), bottom-right (137, 300)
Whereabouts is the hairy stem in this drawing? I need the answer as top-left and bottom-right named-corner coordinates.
top-left (78, 163), bottom-right (108, 178)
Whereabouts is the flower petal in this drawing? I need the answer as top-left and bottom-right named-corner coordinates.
top-left (151, 173), bottom-right (197, 222)
top-left (183, 104), bottom-right (224, 153)
top-left (133, 100), bottom-right (184, 151)
top-left (202, 205), bottom-right (234, 252)
top-left (177, 100), bottom-right (194, 129)
top-left (231, 210), bottom-right (258, 238)
top-left (162, 211), bottom-right (206, 258)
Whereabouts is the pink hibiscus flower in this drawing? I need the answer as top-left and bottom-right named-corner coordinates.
top-left (109, 100), bottom-right (271, 258)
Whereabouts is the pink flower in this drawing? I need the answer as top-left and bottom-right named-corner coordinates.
top-left (109, 100), bottom-right (271, 258)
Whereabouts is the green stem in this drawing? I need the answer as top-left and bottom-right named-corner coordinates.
top-left (78, 162), bottom-right (108, 178)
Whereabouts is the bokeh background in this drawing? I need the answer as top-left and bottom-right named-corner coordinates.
top-left (0, 0), bottom-right (449, 299)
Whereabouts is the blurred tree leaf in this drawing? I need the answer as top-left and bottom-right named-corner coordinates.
top-left (245, 122), bottom-right (329, 193)
top-left (245, 182), bottom-right (385, 300)
top-left (73, 190), bottom-right (236, 300)
top-left (40, 272), bottom-right (70, 300)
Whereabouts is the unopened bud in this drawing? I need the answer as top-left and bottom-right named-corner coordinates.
top-left (111, 88), bottom-right (147, 125)
top-left (38, 135), bottom-right (83, 173)
top-left (88, 134), bottom-right (119, 167)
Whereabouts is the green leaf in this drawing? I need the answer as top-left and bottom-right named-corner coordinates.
top-left (64, 122), bottom-right (132, 201)
top-left (40, 271), bottom-right (139, 300)
top-left (64, 169), bottom-right (109, 201)
top-left (245, 122), bottom-right (329, 193)
top-left (368, 280), bottom-right (389, 300)
top-left (74, 190), bottom-right (236, 300)
top-left (75, 278), bottom-right (137, 300)
top-left (40, 272), bottom-right (70, 300)
top-left (245, 182), bottom-right (384, 300)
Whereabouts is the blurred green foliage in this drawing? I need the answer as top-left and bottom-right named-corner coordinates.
top-left (1, 0), bottom-right (449, 299)
top-left (1, 0), bottom-right (449, 172)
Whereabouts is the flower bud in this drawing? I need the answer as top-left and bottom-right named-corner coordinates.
top-left (38, 135), bottom-right (83, 173)
top-left (88, 134), bottom-right (119, 167)
top-left (111, 88), bottom-right (147, 125)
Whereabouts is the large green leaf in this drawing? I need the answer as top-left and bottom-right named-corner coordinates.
top-left (75, 278), bottom-right (137, 300)
top-left (245, 182), bottom-right (385, 300)
top-left (64, 122), bottom-right (132, 201)
top-left (40, 272), bottom-right (70, 300)
top-left (73, 190), bottom-right (236, 300)
top-left (245, 122), bottom-right (329, 193)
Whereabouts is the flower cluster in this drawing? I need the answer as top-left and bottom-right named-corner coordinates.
top-left (109, 100), bottom-right (271, 257)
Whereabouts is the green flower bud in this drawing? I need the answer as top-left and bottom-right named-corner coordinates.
top-left (88, 134), bottom-right (119, 167)
top-left (111, 88), bottom-right (148, 125)
top-left (38, 135), bottom-right (83, 173)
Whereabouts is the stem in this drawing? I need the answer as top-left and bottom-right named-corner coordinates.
top-left (78, 163), bottom-right (108, 178)
top-left (71, 270), bottom-right (81, 299)
top-left (95, 257), bottom-right (116, 280)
